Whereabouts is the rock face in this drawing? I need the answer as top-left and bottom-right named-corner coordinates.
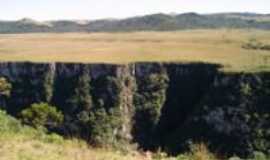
top-left (0, 62), bottom-right (269, 157)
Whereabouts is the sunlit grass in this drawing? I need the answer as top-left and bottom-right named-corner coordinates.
top-left (0, 29), bottom-right (270, 72)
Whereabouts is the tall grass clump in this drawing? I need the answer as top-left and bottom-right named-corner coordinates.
top-left (171, 143), bottom-right (219, 160)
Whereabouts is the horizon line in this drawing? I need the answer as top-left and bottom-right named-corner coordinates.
top-left (0, 11), bottom-right (270, 22)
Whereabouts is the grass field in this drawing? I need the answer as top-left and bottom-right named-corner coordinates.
top-left (0, 29), bottom-right (270, 72)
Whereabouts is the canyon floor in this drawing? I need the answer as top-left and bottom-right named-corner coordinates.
top-left (0, 29), bottom-right (270, 72)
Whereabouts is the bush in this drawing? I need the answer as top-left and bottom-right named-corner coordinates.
top-left (20, 103), bottom-right (64, 129)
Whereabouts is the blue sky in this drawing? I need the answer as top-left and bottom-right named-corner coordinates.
top-left (1, 0), bottom-right (269, 20)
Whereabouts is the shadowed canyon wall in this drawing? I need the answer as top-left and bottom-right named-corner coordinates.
top-left (0, 62), bottom-right (269, 157)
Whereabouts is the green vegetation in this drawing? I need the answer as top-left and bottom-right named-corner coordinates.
top-left (0, 109), bottom-right (63, 143)
top-left (20, 103), bottom-right (64, 129)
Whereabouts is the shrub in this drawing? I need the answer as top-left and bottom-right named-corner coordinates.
top-left (20, 103), bottom-right (64, 129)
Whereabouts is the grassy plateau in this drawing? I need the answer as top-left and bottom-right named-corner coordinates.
top-left (0, 29), bottom-right (270, 72)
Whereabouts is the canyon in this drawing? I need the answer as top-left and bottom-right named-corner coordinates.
top-left (0, 62), bottom-right (269, 157)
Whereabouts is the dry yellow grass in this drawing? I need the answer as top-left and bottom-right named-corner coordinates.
top-left (0, 29), bottom-right (270, 72)
top-left (0, 134), bottom-right (150, 160)
top-left (0, 134), bottom-right (219, 160)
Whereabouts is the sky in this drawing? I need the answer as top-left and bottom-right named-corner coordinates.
top-left (0, 0), bottom-right (269, 21)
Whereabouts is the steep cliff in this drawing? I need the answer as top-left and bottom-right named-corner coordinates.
top-left (0, 62), bottom-right (269, 157)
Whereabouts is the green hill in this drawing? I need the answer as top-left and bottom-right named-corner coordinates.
top-left (1, 12), bottom-right (270, 33)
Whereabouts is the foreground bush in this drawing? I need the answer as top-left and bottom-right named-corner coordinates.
top-left (20, 103), bottom-right (64, 129)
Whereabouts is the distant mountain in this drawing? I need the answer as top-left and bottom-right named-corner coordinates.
top-left (1, 12), bottom-right (270, 33)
